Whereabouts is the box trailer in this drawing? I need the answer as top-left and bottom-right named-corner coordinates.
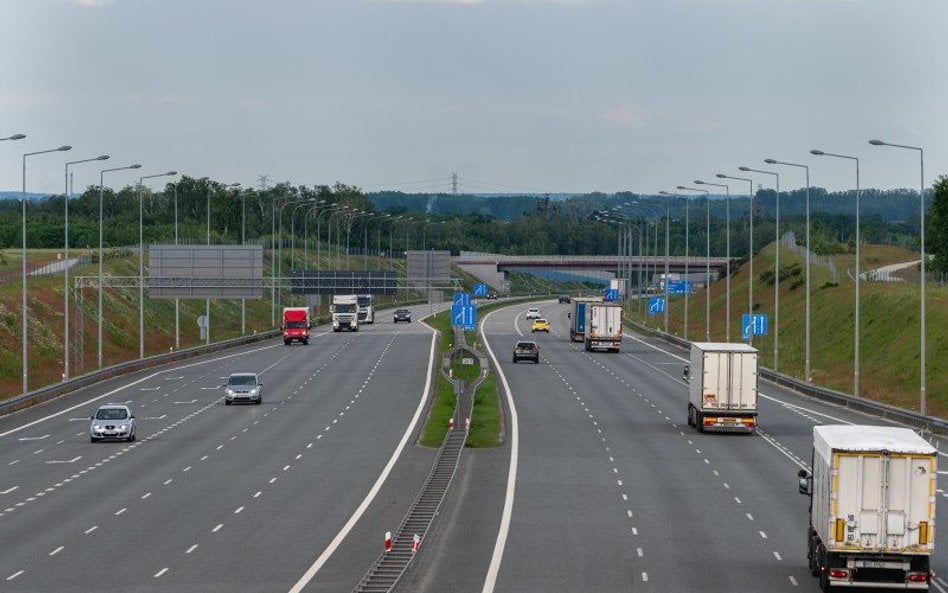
top-left (282, 307), bottom-right (309, 345)
top-left (686, 342), bottom-right (758, 433)
top-left (568, 298), bottom-right (599, 342)
top-left (799, 425), bottom-right (936, 591)
top-left (584, 302), bottom-right (622, 352)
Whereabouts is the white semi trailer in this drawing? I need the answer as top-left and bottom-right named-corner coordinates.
top-left (686, 342), bottom-right (758, 433)
top-left (798, 425), bottom-right (937, 591)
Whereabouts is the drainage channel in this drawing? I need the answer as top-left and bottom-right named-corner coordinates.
top-left (352, 329), bottom-right (484, 593)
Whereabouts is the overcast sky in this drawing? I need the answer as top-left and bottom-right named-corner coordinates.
top-left (2, 0), bottom-right (945, 197)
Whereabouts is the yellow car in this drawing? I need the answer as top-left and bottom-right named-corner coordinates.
top-left (531, 318), bottom-right (550, 333)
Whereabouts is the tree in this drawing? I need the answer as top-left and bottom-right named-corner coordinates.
top-left (927, 175), bottom-right (948, 273)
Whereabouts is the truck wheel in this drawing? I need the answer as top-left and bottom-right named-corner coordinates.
top-left (284, 339), bottom-right (290, 345)
top-left (695, 411), bottom-right (704, 433)
top-left (687, 405), bottom-right (694, 427)
top-left (808, 535), bottom-right (819, 576)
top-left (303, 339), bottom-right (308, 345)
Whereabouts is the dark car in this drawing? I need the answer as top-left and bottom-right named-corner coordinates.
top-left (393, 308), bottom-right (412, 323)
top-left (512, 340), bottom-right (540, 364)
top-left (558, 295), bottom-right (571, 304)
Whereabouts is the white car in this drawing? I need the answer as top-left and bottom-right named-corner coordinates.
top-left (90, 404), bottom-right (136, 442)
top-left (525, 307), bottom-right (541, 319)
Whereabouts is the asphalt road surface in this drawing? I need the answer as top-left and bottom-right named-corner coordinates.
top-left (0, 304), bottom-right (441, 593)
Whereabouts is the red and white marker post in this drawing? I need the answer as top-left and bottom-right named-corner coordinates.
top-left (448, 417), bottom-right (454, 431)
top-left (384, 531), bottom-right (392, 553)
top-left (412, 533), bottom-right (420, 553)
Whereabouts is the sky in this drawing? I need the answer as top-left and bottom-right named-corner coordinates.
top-left (1, 0), bottom-right (946, 197)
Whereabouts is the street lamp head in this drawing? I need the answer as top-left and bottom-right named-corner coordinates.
top-left (763, 158), bottom-right (778, 164)
top-left (167, 171), bottom-right (178, 176)
top-left (868, 139), bottom-right (886, 146)
top-left (6, 134), bottom-right (26, 140)
top-left (810, 149), bottom-right (825, 156)
top-left (130, 164), bottom-right (142, 169)
top-left (738, 166), bottom-right (751, 172)
top-left (58, 146), bottom-right (72, 152)
top-left (715, 173), bottom-right (727, 179)
top-left (694, 180), bottom-right (705, 185)
top-left (96, 155), bottom-right (110, 161)
top-left (676, 185), bottom-right (688, 190)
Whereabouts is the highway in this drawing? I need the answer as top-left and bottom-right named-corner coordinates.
top-left (0, 305), bottom-right (440, 593)
top-left (403, 300), bottom-right (948, 593)
top-left (1, 299), bottom-right (945, 592)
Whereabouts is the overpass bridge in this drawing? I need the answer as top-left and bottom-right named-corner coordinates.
top-left (454, 252), bottom-right (731, 290)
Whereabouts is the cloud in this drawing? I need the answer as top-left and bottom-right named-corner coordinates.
top-left (68, 0), bottom-right (110, 7)
top-left (601, 102), bottom-right (654, 129)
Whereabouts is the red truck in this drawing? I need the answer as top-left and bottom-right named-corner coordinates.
top-left (282, 307), bottom-right (310, 345)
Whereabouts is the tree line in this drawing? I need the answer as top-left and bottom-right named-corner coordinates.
top-left (1, 175), bottom-right (946, 272)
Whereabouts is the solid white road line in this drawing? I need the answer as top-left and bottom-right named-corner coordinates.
top-left (480, 308), bottom-right (520, 593)
top-left (287, 326), bottom-right (438, 593)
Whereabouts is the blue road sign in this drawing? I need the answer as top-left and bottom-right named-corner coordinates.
top-left (452, 303), bottom-right (477, 329)
top-left (453, 292), bottom-right (471, 307)
top-left (668, 280), bottom-right (693, 295)
top-left (473, 283), bottom-right (488, 297)
top-left (648, 297), bottom-right (665, 316)
top-left (741, 313), bottom-right (768, 340)
top-left (604, 288), bottom-right (620, 302)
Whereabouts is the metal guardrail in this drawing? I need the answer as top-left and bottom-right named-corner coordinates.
top-left (625, 318), bottom-right (948, 437)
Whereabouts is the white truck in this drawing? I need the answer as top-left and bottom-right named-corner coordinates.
top-left (331, 294), bottom-right (359, 332)
top-left (686, 342), bottom-right (758, 433)
top-left (798, 425), bottom-right (936, 591)
top-left (356, 294), bottom-right (375, 324)
top-left (584, 302), bottom-right (622, 352)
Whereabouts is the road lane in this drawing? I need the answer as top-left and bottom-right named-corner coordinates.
top-left (0, 307), bottom-right (441, 592)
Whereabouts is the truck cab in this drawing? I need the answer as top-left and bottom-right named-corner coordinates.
top-left (332, 295), bottom-right (359, 332)
top-left (282, 307), bottom-right (310, 345)
top-left (356, 294), bottom-right (375, 324)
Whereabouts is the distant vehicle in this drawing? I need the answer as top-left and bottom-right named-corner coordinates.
top-left (687, 342), bottom-right (758, 433)
top-left (282, 306), bottom-right (309, 345)
top-left (584, 302), bottom-right (622, 352)
top-left (486, 293), bottom-right (498, 300)
top-left (558, 295), bottom-right (571, 304)
top-left (531, 318), bottom-right (550, 333)
top-left (224, 372), bottom-right (262, 405)
top-left (332, 294), bottom-right (359, 332)
top-left (356, 294), bottom-right (375, 324)
top-left (90, 404), bottom-right (136, 442)
top-left (525, 307), bottom-right (541, 319)
top-left (512, 340), bottom-right (540, 364)
top-left (798, 425), bottom-right (936, 591)
top-left (393, 308), bottom-right (412, 323)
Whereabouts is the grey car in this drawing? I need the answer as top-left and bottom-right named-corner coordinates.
top-left (393, 308), bottom-right (412, 323)
top-left (224, 373), bottom-right (262, 405)
top-left (90, 404), bottom-right (136, 442)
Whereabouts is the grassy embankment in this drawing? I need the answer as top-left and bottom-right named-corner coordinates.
top-left (0, 247), bottom-right (419, 400)
top-left (627, 241), bottom-right (948, 417)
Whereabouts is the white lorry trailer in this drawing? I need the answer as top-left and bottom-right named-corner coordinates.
top-left (331, 294), bottom-right (359, 332)
top-left (686, 342), bottom-right (758, 433)
top-left (584, 302), bottom-right (622, 352)
top-left (798, 425), bottom-right (936, 591)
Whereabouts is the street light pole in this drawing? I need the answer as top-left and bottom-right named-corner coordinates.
top-left (740, 166), bottom-right (780, 370)
top-left (22, 144), bottom-right (71, 394)
top-left (811, 149), bottom-right (860, 397)
top-left (869, 139), bottom-right (926, 414)
top-left (63, 154), bottom-right (109, 379)
top-left (678, 186), bottom-right (710, 340)
top-left (98, 163), bottom-right (140, 368)
top-left (765, 158), bottom-right (812, 382)
top-left (138, 171), bottom-right (177, 359)
top-left (695, 180), bottom-right (731, 340)
top-left (717, 174), bottom-right (754, 344)
top-left (661, 191), bottom-right (685, 337)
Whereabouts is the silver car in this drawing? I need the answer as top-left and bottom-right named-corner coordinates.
top-left (90, 404), bottom-right (136, 442)
top-left (224, 373), bottom-right (262, 405)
